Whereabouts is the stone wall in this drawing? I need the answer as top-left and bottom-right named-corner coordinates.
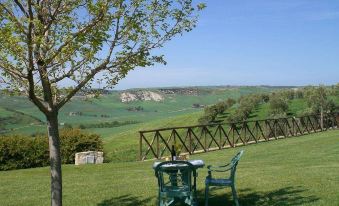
top-left (75, 151), bottom-right (103, 165)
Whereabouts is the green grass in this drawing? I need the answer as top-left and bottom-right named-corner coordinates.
top-left (0, 130), bottom-right (338, 206)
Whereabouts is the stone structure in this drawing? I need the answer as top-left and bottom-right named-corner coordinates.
top-left (75, 151), bottom-right (104, 165)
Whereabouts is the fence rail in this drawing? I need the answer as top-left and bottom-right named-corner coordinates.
top-left (139, 113), bottom-right (338, 161)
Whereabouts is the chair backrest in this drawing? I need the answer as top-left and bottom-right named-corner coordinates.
top-left (155, 161), bottom-right (196, 193)
top-left (229, 150), bottom-right (244, 181)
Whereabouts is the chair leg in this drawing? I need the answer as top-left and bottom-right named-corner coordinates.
top-left (158, 197), bottom-right (162, 206)
top-left (231, 185), bottom-right (239, 206)
top-left (188, 194), bottom-right (198, 206)
top-left (205, 185), bottom-right (209, 206)
top-left (193, 190), bottom-right (198, 206)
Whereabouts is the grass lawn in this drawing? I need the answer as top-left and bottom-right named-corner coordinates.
top-left (0, 130), bottom-right (338, 206)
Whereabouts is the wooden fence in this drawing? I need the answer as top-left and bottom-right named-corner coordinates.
top-left (139, 113), bottom-right (338, 161)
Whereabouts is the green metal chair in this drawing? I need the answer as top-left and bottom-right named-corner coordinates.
top-left (155, 161), bottom-right (198, 206)
top-left (205, 150), bottom-right (244, 206)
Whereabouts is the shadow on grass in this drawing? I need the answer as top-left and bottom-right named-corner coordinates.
top-left (211, 119), bottom-right (224, 124)
top-left (248, 113), bottom-right (258, 119)
top-left (218, 112), bottom-right (229, 119)
top-left (97, 195), bottom-right (154, 206)
top-left (197, 186), bottom-right (319, 206)
top-left (97, 186), bottom-right (319, 206)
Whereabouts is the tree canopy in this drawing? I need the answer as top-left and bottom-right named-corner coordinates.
top-left (0, 0), bottom-right (205, 113)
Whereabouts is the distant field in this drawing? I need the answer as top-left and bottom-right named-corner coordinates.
top-left (0, 86), bottom-right (280, 135)
top-left (0, 130), bottom-right (338, 206)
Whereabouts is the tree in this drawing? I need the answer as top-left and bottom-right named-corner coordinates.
top-left (215, 101), bottom-right (227, 114)
top-left (261, 94), bottom-right (270, 103)
top-left (268, 95), bottom-right (289, 116)
top-left (305, 86), bottom-right (333, 129)
top-left (225, 97), bottom-right (236, 108)
top-left (0, 1), bottom-right (204, 205)
top-left (227, 94), bottom-right (261, 122)
top-left (334, 83), bottom-right (339, 96)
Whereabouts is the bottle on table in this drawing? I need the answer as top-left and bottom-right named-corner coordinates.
top-left (171, 145), bottom-right (176, 161)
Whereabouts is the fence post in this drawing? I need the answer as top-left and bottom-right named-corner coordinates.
top-left (139, 132), bottom-right (143, 161)
top-left (243, 122), bottom-right (247, 144)
top-left (156, 132), bottom-right (160, 159)
top-left (189, 128), bottom-right (192, 154)
top-left (274, 120), bottom-right (277, 138)
top-left (232, 124), bottom-right (236, 146)
top-left (219, 125), bottom-right (222, 148)
top-left (204, 127), bottom-right (207, 151)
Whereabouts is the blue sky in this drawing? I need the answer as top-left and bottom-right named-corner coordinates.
top-left (115, 0), bottom-right (339, 90)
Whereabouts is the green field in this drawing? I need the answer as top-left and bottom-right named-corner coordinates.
top-left (0, 130), bottom-right (338, 206)
top-left (0, 86), bottom-right (280, 130)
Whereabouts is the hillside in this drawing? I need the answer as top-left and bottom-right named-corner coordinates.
top-left (0, 106), bottom-right (44, 134)
top-left (0, 86), bottom-right (283, 135)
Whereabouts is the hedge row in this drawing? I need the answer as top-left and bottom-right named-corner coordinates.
top-left (0, 129), bottom-right (103, 171)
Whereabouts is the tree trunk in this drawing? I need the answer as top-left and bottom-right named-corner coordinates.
top-left (320, 106), bottom-right (324, 130)
top-left (46, 111), bottom-right (62, 206)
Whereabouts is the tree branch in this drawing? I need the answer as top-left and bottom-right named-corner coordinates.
top-left (56, 61), bottom-right (109, 110)
top-left (0, 3), bottom-right (27, 34)
top-left (50, 58), bottom-right (88, 84)
top-left (0, 60), bottom-right (27, 79)
top-left (43, 0), bottom-right (63, 33)
top-left (13, 0), bottom-right (29, 17)
top-left (45, 6), bottom-right (107, 66)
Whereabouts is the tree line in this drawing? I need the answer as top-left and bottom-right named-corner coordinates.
top-left (199, 85), bottom-right (339, 124)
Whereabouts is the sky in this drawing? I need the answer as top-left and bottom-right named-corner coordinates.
top-left (114, 0), bottom-right (339, 90)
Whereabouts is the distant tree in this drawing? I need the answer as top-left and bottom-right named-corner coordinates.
top-left (226, 98), bottom-right (236, 108)
top-left (268, 95), bottom-right (289, 116)
top-left (334, 83), bottom-right (339, 96)
top-left (198, 104), bottom-right (220, 124)
top-left (227, 94), bottom-right (261, 122)
top-left (295, 89), bottom-right (304, 99)
top-left (198, 113), bottom-right (216, 125)
top-left (215, 101), bottom-right (227, 114)
top-left (261, 94), bottom-right (270, 103)
top-left (0, 1), bottom-right (204, 205)
top-left (305, 86), bottom-right (333, 129)
top-left (204, 105), bottom-right (218, 116)
top-left (282, 90), bottom-right (295, 100)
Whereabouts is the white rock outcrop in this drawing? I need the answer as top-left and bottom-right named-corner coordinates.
top-left (75, 151), bottom-right (104, 165)
top-left (120, 92), bottom-right (138, 102)
top-left (120, 91), bottom-right (164, 102)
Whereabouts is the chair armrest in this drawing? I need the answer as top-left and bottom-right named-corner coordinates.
top-left (207, 164), bottom-right (232, 172)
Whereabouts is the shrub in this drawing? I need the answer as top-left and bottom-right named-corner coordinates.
top-left (0, 129), bottom-right (103, 171)
top-left (59, 129), bottom-right (103, 164)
